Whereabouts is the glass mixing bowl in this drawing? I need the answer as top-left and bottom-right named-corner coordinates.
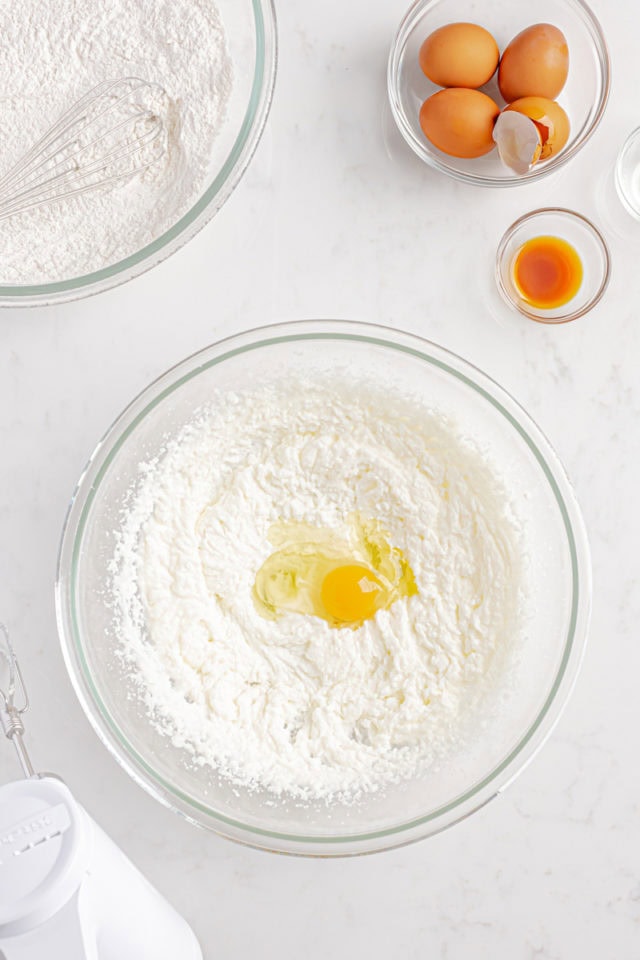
top-left (0, 0), bottom-right (277, 306)
top-left (56, 321), bottom-right (591, 856)
top-left (388, 0), bottom-right (609, 187)
top-left (496, 208), bottom-right (610, 323)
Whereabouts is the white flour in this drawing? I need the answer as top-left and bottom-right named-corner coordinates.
top-left (0, 0), bottom-right (232, 283)
top-left (111, 379), bottom-right (524, 800)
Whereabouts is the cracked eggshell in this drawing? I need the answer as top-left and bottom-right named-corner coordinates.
top-left (504, 97), bottom-right (570, 160)
top-left (493, 111), bottom-right (542, 174)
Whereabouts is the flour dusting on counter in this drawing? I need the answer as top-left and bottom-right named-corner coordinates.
top-left (110, 379), bottom-right (524, 800)
top-left (0, 0), bottom-right (232, 283)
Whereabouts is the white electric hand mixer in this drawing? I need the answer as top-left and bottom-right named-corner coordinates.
top-left (0, 625), bottom-right (203, 960)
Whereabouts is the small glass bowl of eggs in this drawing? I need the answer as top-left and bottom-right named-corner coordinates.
top-left (388, 0), bottom-right (610, 186)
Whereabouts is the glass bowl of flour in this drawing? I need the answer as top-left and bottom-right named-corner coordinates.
top-left (56, 320), bottom-right (591, 855)
top-left (0, 0), bottom-right (276, 305)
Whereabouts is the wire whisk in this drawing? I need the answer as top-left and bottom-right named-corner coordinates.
top-left (0, 77), bottom-right (167, 222)
top-left (0, 623), bottom-right (35, 777)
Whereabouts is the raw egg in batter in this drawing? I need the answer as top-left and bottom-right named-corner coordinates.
top-left (253, 515), bottom-right (417, 629)
top-left (321, 564), bottom-right (383, 623)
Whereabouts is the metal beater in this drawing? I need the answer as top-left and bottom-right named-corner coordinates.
top-left (0, 623), bottom-right (33, 778)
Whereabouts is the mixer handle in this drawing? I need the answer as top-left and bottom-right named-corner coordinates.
top-left (1, 892), bottom-right (98, 960)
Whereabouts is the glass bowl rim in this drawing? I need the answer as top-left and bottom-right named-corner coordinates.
top-left (495, 206), bottom-right (611, 323)
top-left (0, 0), bottom-right (278, 307)
top-left (387, 0), bottom-right (611, 188)
top-left (55, 319), bottom-right (592, 855)
top-left (615, 126), bottom-right (640, 220)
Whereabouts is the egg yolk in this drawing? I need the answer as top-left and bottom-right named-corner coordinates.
top-left (321, 565), bottom-right (383, 624)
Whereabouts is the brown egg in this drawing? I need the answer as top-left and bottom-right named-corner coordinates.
top-left (505, 97), bottom-right (570, 159)
top-left (498, 24), bottom-right (569, 102)
top-left (419, 88), bottom-right (500, 158)
top-left (419, 22), bottom-right (499, 89)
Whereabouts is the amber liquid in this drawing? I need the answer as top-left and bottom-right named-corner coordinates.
top-left (512, 236), bottom-right (583, 309)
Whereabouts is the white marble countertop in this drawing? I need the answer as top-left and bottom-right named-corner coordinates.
top-left (1, 0), bottom-right (639, 956)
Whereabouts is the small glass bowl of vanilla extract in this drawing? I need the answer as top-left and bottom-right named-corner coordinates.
top-left (496, 208), bottom-right (610, 323)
